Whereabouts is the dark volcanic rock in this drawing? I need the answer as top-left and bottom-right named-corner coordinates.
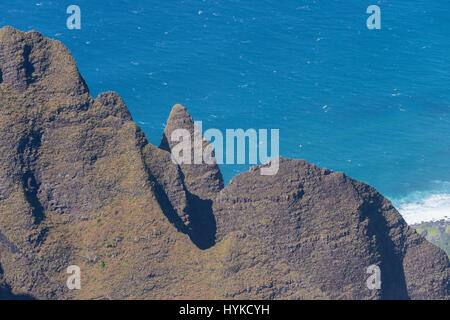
top-left (0, 26), bottom-right (87, 94)
top-left (160, 104), bottom-right (224, 200)
top-left (0, 26), bottom-right (448, 300)
top-left (158, 104), bottom-right (223, 248)
top-left (214, 159), bottom-right (449, 299)
top-left (0, 26), bottom-right (199, 299)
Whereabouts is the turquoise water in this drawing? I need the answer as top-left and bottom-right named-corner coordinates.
top-left (1, 0), bottom-right (449, 223)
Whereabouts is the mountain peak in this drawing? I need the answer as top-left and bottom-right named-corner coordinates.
top-left (0, 26), bottom-right (87, 95)
top-left (160, 104), bottom-right (193, 151)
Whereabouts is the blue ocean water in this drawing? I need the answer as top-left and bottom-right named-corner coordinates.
top-left (1, 0), bottom-right (449, 223)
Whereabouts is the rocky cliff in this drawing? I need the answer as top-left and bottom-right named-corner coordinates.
top-left (0, 26), bottom-right (448, 300)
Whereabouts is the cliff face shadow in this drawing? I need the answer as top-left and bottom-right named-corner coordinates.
top-left (22, 171), bottom-right (45, 224)
top-left (152, 180), bottom-right (189, 233)
top-left (0, 284), bottom-right (35, 300)
top-left (17, 130), bottom-right (45, 225)
top-left (185, 192), bottom-right (216, 250)
top-left (150, 176), bottom-right (216, 250)
top-left (361, 195), bottom-right (410, 300)
top-left (23, 45), bottom-right (35, 85)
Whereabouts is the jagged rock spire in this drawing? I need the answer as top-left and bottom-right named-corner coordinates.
top-left (160, 104), bottom-right (224, 201)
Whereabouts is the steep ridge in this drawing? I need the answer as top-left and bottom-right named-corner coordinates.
top-left (0, 26), bottom-right (448, 300)
top-left (214, 159), bottom-right (449, 299)
top-left (0, 26), bottom-right (205, 299)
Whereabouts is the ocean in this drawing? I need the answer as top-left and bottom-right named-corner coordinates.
top-left (1, 0), bottom-right (449, 224)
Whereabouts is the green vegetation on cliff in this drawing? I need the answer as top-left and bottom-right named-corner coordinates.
top-left (413, 221), bottom-right (450, 257)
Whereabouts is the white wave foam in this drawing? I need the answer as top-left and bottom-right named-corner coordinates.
top-left (393, 193), bottom-right (450, 225)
